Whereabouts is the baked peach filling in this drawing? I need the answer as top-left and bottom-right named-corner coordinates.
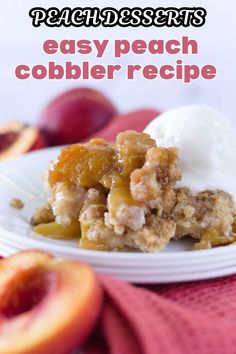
top-left (48, 142), bottom-right (115, 188)
top-left (32, 130), bottom-right (236, 252)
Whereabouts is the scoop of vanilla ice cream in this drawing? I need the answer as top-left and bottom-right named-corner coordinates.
top-left (144, 105), bottom-right (236, 200)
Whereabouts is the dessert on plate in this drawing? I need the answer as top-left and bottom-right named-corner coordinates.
top-left (32, 105), bottom-right (236, 252)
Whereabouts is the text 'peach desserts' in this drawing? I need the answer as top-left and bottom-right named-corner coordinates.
top-left (32, 126), bottom-right (236, 252)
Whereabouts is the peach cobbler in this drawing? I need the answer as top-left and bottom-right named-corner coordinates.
top-left (32, 131), bottom-right (236, 252)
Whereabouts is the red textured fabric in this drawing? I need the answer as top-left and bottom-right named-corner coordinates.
top-left (85, 109), bottom-right (160, 141)
top-left (82, 274), bottom-right (236, 354)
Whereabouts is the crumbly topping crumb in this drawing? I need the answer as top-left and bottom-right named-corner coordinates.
top-left (10, 198), bottom-right (24, 209)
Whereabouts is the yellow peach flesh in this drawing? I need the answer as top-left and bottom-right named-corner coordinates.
top-left (32, 220), bottom-right (81, 239)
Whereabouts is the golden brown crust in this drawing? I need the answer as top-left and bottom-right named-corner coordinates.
top-left (31, 204), bottom-right (55, 226)
top-left (172, 188), bottom-right (235, 241)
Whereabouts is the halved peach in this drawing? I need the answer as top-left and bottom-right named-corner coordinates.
top-left (0, 120), bottom-right (47, 161)
top-left (0, 250), bottom-right (103, 354)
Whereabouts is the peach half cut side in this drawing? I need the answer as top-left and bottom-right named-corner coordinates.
top-left (0, 120), bottom-right (47, 161)
top-left (0, 250), bottom-right (103, 354)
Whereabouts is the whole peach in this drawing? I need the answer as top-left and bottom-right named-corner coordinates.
top-left (38, 88), bottom-right (118, 146)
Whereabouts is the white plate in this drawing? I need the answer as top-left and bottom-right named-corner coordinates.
top-left (1, 239), bottom-right (236, 283)
top-left (1, 148), bottom-right (236, 283)
top-left (2, 237), bottom-right (236, 276)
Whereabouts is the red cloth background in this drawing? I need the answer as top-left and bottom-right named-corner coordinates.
top-left (83, 274), bottom-right (236, 354)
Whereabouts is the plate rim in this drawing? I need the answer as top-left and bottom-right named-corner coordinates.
top-left (1, 224), bottom-right (236, 261)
